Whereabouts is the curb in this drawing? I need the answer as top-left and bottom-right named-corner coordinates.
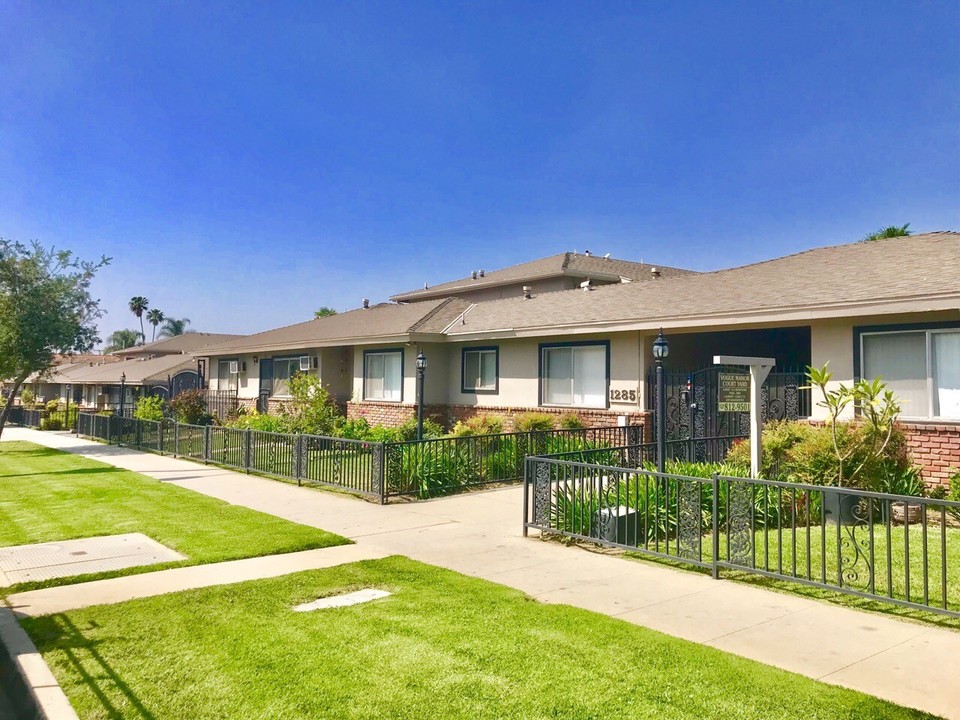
top-left (0, 608), bottom-right (78, 720)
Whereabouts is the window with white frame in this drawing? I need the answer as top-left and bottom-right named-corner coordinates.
top-left (540, 343), bottom-right (607, 408)
top-left (364, 350), bottom-right (403, 401)
top-left (272, 358), bottom-right (300, 397)
top-left (462, 347), bottom-right (498, 393)
top-left (861, 329), bottom-right (960, 419)
top-left (217, 360), bottom-right (238, 392)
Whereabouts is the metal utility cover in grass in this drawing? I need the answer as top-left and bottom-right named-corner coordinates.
top-left (293, 589), bottom-right (392, 612)
top-left (0, 533), bottom-right (185, 585)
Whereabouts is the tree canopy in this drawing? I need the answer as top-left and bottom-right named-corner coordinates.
top-left (0, 240), bottom-right (109, 436)
top-left (104, 329), bottom-right (141, 353)
top-left (129, 296), bottom-right (149, 343)
top-left (160, 316), bottom-right (192, 337)
top-left (146, 308), bottom-right (165, 342)
top-left (314, 307), bottom-right (338, 318)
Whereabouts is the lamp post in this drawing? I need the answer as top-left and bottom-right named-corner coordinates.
top-left (652, 329), bottom-right (670, 474)
top-left (119, 372), bottom-right (127, 418)
top-left (415, 351), bottom-right (427, 441)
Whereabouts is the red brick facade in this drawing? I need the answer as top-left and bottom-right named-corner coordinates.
top-left (900, 422), bottom-right (960, 489)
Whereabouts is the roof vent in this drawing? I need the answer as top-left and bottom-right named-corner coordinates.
top-left (423, 282), bottom-right (429, 289)
top-left (580, 279), bottom-right (593, 291)
top-left (603, 253), bottom-right (611, 259)
top-left (522, 286), bottom-right (533, 300)
top-left (362, 298), bottom-right (370, 309)
top-left (479, 269), bottom-right (485, 277)
top-left (650, 267), bottom-right (661, 278)
top-left (584, 250), bottom-right (591, 257)
top-left (471, 270), bottom-right (477, 279)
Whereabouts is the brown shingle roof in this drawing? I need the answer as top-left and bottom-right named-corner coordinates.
top-left (112, 333), bottom-right (244, 356)
top-left (48, 354), bottom-right (197, 385)
top-left (444, 232), bottom-right (960, 336)
top-left (390, 252), bottom-right (694, 302)
top-left (199, 298), bottom-right (471, 356)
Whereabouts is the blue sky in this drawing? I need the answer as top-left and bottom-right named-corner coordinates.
top-left (1, 2), bottom-right (958, 342)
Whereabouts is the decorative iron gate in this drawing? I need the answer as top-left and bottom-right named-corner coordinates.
top-left (647, 366), bottom-right (810, 444)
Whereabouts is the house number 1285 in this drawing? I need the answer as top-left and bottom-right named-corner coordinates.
top-left (609, 389), bottom-right (637, 402)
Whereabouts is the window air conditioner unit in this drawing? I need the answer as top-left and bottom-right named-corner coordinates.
top-left (229, 360), bottom-right (246, 374)
top-left (299, 355), bottom-right (318, 371)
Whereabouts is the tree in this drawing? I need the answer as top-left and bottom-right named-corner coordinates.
top-left (146, 308), bottom-right (165, 342)
top-left (314, 307), bottom-right (338, 318)
top-left (0, 240), bottom-right (109, 438)
top-left (159, 316), bottom-right (191, 337)
top-left (862, 223), bottom-right (911, 242)
top-left (129, 296), bottom-right (149, 343)
top-left (104, 329), bottom-right (141, 353)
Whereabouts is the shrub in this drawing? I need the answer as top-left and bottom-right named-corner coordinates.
top-left (283, 373), bottom-right (340, 435)
top-left (40, 416), bottom-right (63, 431)
top-left (331, 417), bottom-right (373, 440)
top-left (557, 412), bottom-right (586, 430)
top-left (450, 415), bottom-right (504, 437)
top-left (392, 417), bottom-right (445, 442)
top-left (514, 412), bottom-right (555, 433)
top-left (45, 399), bottom-right (60, 412)
top-left (133, 395), bottom-right (166, 421)
top-left (949, 470), bottom-right (960, 522)
top-left (169, 389), bottom-right (207, 424)
top-left (19, 387), bottom-right (35, 405)
top-left (229, 409), bottom-right (293, 433)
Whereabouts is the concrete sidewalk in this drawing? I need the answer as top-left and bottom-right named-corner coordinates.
top-left (5, 428), bottom-right (960, 719)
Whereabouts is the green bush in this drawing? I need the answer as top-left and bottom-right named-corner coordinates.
top-left (557, 412), bottom-right (586, 430)
top-left (229, 409), bottom-right (293, 433)
top-left (514, 412), bottom-right (555, 432)
top-left (948, 470), bottom-right (960, 522)
top-left (19, 387), bottom-right (35, 405)
top-left (133, 395), bottom-right (166, 421)
top-left (450, 415), bottom-right (504, 437)
top-left (169, 389), bottom-right (207, 425)
top-left (45, 399), bottom-right (60, 412)
top-left (40, 416), bottom-right (63, 431)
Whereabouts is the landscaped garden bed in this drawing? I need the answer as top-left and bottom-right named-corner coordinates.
top-left (21, 556), bottom-right (932, 720)
top-left (0, 441), bottom-right (349, 593)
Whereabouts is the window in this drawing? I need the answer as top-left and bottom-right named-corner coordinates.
top-left (540, 343), bottom-right (608, 408)
top-left (272, 358), bottom-right (300, 397)
top-left (861, 329), bottom-right (960, 420)
top-left (364, 350), bottom-right (403, 401)
top-left (217, 360), bottom-right (238, 392)
top-left (462, 347), bottom-right (498, 393)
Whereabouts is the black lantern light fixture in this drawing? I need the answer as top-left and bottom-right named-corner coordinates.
top-left (415, 351), bottom-right (427, 441)
top-left (652, 329), bottom-right (669, 474)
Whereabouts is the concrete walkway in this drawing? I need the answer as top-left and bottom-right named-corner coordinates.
top-left (5, 428), bottom-right (960, 719)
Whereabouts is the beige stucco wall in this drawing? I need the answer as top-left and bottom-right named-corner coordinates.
top-left (351, 343), bottom-right (446, 405)
top-left (445, 331), bottom-right (646, 413)
top-left (809, 310), bottom-right (960, 420)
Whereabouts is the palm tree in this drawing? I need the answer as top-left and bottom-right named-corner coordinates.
top-left (159, 316), bottom-right (192, 338)
top-left (104, 329), bottom-right (141, 353)
top-left (146, 308), bottom-right (165, 342)
top-left (862, 224), bottom-right (911, 242)
top-left (129, 296), bottom-right (149, 343)
top-left (314, 307), bottom-right (338, 318)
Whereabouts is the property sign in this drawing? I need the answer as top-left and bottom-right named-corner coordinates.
top-left (718, 373), bottom-right (750, 412)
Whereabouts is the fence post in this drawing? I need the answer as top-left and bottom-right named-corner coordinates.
top-left (106, 415), bottom-right (113, 445)
top-left (711, 472), bottom-right (720, 580)
top-left (174, 422), bottom-right (180, 457)
top-left (204, 425), bottom-right (212, 464)
top-left (295, 434), bottom-right (303, 486)
top-left (376, 443), bottom-right (386, 505)
top-left (244, 429), bottom-right (252, 473)
top-left (158, 420), bottom-right (164, 455)
top-left (522, 456), bottom-right (530, 537)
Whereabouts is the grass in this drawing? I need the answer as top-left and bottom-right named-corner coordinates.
top-left (0, 441), bottom-right (349, 592)
top-left (23, 556), bottom-right (933, 720)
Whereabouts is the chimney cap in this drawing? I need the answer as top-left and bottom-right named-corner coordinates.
top-left (362, 298), bottom-right (370, 308)
top-left (522, 285), bottom-right (533, 299)
top-left (650, 267), bottom-right (661, 278)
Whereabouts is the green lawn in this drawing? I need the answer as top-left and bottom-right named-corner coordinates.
top-left (23, 556), bottom-right (932, 720)
top-left (0, 441), bottom-right (349, 591)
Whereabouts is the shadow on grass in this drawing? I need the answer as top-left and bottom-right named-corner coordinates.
top-left (27, 613), bottom-right (157, 720)
top-left (0, 467), bottom-right (124, 480)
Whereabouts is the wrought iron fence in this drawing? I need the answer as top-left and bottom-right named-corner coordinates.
top-left (9, 407), bottom-right (79, 431)
top-left (524, 455), bottom-right (960, 618)
top-left (205, 390), bottom-right (240, 421)
top-left (382, 425), bottom-right (642, 499)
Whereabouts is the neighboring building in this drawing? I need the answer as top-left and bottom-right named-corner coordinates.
top-left (25, 333), bottom-right (243, 411)
top-left (199, 235), bottom-right (960, 484)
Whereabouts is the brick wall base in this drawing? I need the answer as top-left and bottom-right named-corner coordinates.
top-left (900, 422), bottom-right (960, 489)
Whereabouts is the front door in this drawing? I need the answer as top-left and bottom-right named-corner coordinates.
top-left (258, 358), bottom-right (273, 413)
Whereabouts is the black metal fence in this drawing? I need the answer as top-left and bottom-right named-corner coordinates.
top-left (74, 412), bottom-right (638, 503)
top-left (8, 406), bottom-right (79, 431)
top-left (524, 455), bottom-right (960, 618)
top-left (383, 425), bottom-right (640, 499)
